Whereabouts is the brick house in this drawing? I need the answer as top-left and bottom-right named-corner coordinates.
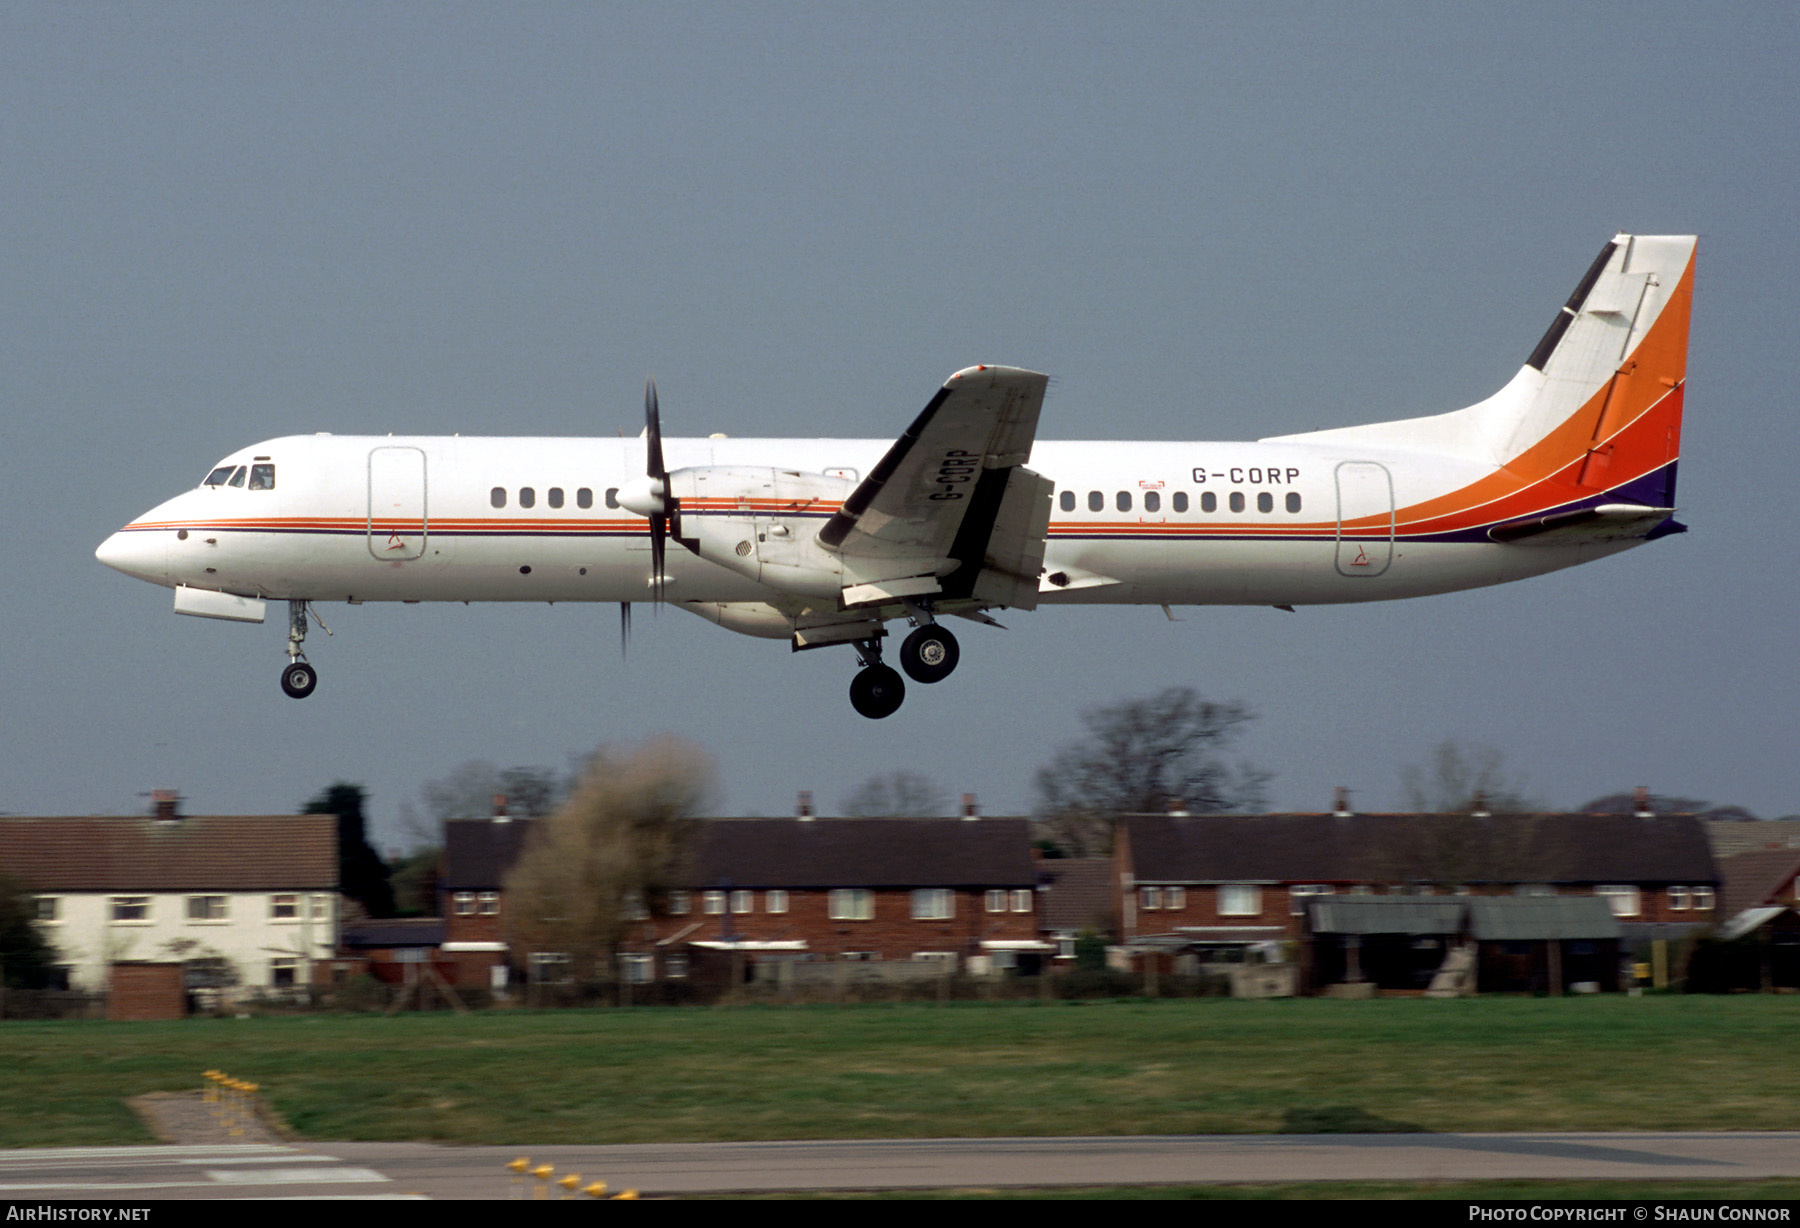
top-left (439, 813), bottom-right (541, 990)
top-left (1117, 811), bottom-right (1721, 955)
top-left (0, 810), bottom-right (338, 996)
top-left (635, 817), bottom-right (1048, 979)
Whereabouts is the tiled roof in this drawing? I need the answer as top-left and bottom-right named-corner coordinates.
top-left (688, 818), bottom-right (1036, 889)
top-left (1706, 819), bottom-right (1800, 860)
top-left (1123, 813), bottom-right (1717, 886)
top-left (339, 918), bottom-right (446, 949)
top-left (1717, 848), bottom-right (1800, 921)
top-left (0, 816), bottom-right (336, 891)
top-left (442, 818), bottom-right (543, 889)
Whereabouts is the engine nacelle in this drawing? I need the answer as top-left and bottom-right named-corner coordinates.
top-left (680, 600), bottom-right (795, 640)
top-left (670, 466), bottom-right (856, 600)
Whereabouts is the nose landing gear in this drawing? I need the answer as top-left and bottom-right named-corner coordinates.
top-left (279, 599), bottom-right (321, 699)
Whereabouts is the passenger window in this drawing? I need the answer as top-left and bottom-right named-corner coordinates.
top-left (1200, 491), bottom-right (1216, 513)
top-left (1144, 491), bottom-right (1160, 513)
top-left (1229, 491), bottom-right (1245, 513)
top-left (1087, 491), bottom-right (1103, 513)
top-left (491, 487), bottom-right (506, 509)
top-left (1286, 492), bottom-right (1302, 514)
top-left (227, 466), bottom-right (246, 488)
top-left (1172, 491), bottom-right (1188, 513)
top-left (203, 466), bottom-right (235, 487)
top-left (1257, 492), bottom-right (1273, 513)
top-left (1059, 490), bottom-right (1075, 513)
top-left (1116, 491), bottom-right (1132, 512)
top-left (519, 487), bottom-right (536, 509)
top-left (577, 488), bottom-right (593, 509)
top-left (548, 487), bottom-right (564, 509)
top-left (249, 464), bottom-right (275, 490)
top-left (605, 488), bottom-right (620, 510)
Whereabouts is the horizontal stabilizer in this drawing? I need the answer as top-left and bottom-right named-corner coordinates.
top-left (1487, 503), bottom-right (1677, 546)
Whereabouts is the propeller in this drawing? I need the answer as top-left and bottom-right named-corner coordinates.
top-left (614, 378), bottom-right (682, 641)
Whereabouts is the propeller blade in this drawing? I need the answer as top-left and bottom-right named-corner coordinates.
top-left (620, 602), bottom-right (631, 657)
top-left (645, 378), bottom-right (665, 481)
top-left (649, 514), bottom-right (666, 605)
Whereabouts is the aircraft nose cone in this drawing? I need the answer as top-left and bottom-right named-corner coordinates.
top-left (96, 529), bottom-right (167, 583)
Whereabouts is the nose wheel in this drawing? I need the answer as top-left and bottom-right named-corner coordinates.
top-left (279, 598), bottom-right (322, 699)
top-left (280, 660), bottom-right (318, 699)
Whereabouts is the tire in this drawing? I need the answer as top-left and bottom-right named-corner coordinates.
top-left (848, 664), bottom-right (906, 719)
top-left (899, 624), bottom-right (960, 684)
top-left (280, 661), bottom-right (318, 699)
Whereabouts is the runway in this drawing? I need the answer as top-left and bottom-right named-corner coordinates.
top-left (3, 1133), bottom-right (1799, 1199)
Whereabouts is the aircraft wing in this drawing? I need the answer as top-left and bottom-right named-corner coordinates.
top-left (818, 366), bottom-right (1053, 610)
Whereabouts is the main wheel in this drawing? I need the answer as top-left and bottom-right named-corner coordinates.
top-left (899, 624), bottom-right (960, 684)
top-left (280, 661), bottom-right (318, 699)
top-left (848, 664), bottom-right (905, 719)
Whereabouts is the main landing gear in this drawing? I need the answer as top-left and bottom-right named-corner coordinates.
top-left (279, 599), bottom-right (319, 699)
top-left (847, 622), bottom-right (962, 718)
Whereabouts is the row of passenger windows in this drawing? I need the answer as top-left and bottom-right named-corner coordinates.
top-left (490, 486), bottom-right (622, 510)
top-left (1059, 489), bottom-right (1303, 515)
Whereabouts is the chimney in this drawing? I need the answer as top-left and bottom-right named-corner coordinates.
top-left (151, 789), bottom-right (180, 822)
top-left (1332, 787), bottom-right (1352, 817)
top-left (1164, 796), bottom-right (1189, 818)
top-left (1470, 790), bottom-right (1491, 818)
top-left (492, 793), bottom-right (510, 824)
top-left (1633, 785), bottom-right (1653, 818)
top-left (961, 792), bottom-right (979, 820)
top-left (797, 790), bottom-right (814, 820)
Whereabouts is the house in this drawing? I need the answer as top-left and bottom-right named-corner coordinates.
top-left (1036, 858), bottom-right (1116, 960)
top-left (1116, 811), bottom-right (1719, 970)
top-left (438, 809), bottom-right (541, 990)
top-left (635, 817), bottom-right (1050, 981)
top-left (0, 806), bottom-right (338, 996)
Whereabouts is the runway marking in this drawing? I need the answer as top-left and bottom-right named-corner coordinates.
top-left (205, 1167), bottom-right (388, 1184)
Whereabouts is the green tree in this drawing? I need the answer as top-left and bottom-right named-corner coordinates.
top-left (0, 875), bottom-right (57, 990)
top-left (303, 783), bottom-right (396, 919)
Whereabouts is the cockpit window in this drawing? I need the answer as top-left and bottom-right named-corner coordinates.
top-left (204, 466), bottom-right (236, 487)
top-left (227, 466), bottom-right (247, 488)
top-left (249, 464), bottom-right (275, 490)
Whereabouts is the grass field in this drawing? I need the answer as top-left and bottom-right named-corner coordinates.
top-left (3, 996), bottom-right (1797, 1148)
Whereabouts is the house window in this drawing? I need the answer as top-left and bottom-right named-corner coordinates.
top-left (529, 952), bottom-right (572, 984)
top-left (912, 951), bottom-right (957, 968)
top-left (310, 894), bottom-right (332, 921)
top-left (664, 954), bottom-right (689, 980)
top-left (34, 897), bottom-right (60, 923)
top-left (1010, 889), bottom-right (1032, 913)
top-left (1669, 886), bottom-right (1690, 912)
top-left (668, 890), bottom-right (692, 915)
top-left (1692, 887), bottom-right (1715, 912)
top-left (730, 890), bottom-right (754, 914)
top-left (623, 893), bottom-right (649, 921)
top-left (187, 895), bottom-right (227, 921)
top-left (1596, 885), bottom-right (1641, 918)
top-left (270, 894), bottom-right (298, 920)
top-left (1139, 886), bottom-right (1161, 911)
top-left (453, 892), bottom-right (476, 916)
top-left (1218, 885), bottom-right (1262, 916)
top-left (620, 954), bottom-right (654, 984)
top-left (986, 889), bottom-right (1007, 913)
top-left (829, 889), bottom-right (874, 921)
top-left (911, 889), bottom-right (954, 920)
top-left (766, 890), bottom-right (789, 914)
top-left (703, 891), bottom-right (726, 916)
top-left (1289, 884), bottom-right (1335, 916)
top-left (477, 892), bottom-right (499, 916)
top-left (1163, 886), bottom-right (1186, 910)
top-left (270, 957), bottom-right (298, 988)
top-left (110, 897), bottom-right (150, 923)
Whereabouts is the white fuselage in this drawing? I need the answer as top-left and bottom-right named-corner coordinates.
top-left (98, 431), bottom-right (1624, 613)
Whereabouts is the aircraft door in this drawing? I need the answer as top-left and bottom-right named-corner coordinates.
top-left (1334, 461), bottom-right (1393, 577)
top-left (368, 446), bottom-right (428, 561)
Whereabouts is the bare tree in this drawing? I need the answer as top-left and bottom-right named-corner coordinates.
top-left (1398, 741), bottom-right (1537, 814)
top-left (839, 771), bottom-right (946, 817)
top-left (504, 739), bottom-right (711, 982)
top-left (1033, 687), bottom-right (1267, 857)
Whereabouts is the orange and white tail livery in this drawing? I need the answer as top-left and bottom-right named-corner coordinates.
top-left (98, 233), bottom-right (1696, 717)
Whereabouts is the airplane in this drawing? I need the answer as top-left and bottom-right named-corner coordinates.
top-left (96, 233), bottom-right (1695, 718)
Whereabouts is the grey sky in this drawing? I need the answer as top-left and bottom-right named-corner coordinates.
top-left (5, 3), bottom-right (1796, 849)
